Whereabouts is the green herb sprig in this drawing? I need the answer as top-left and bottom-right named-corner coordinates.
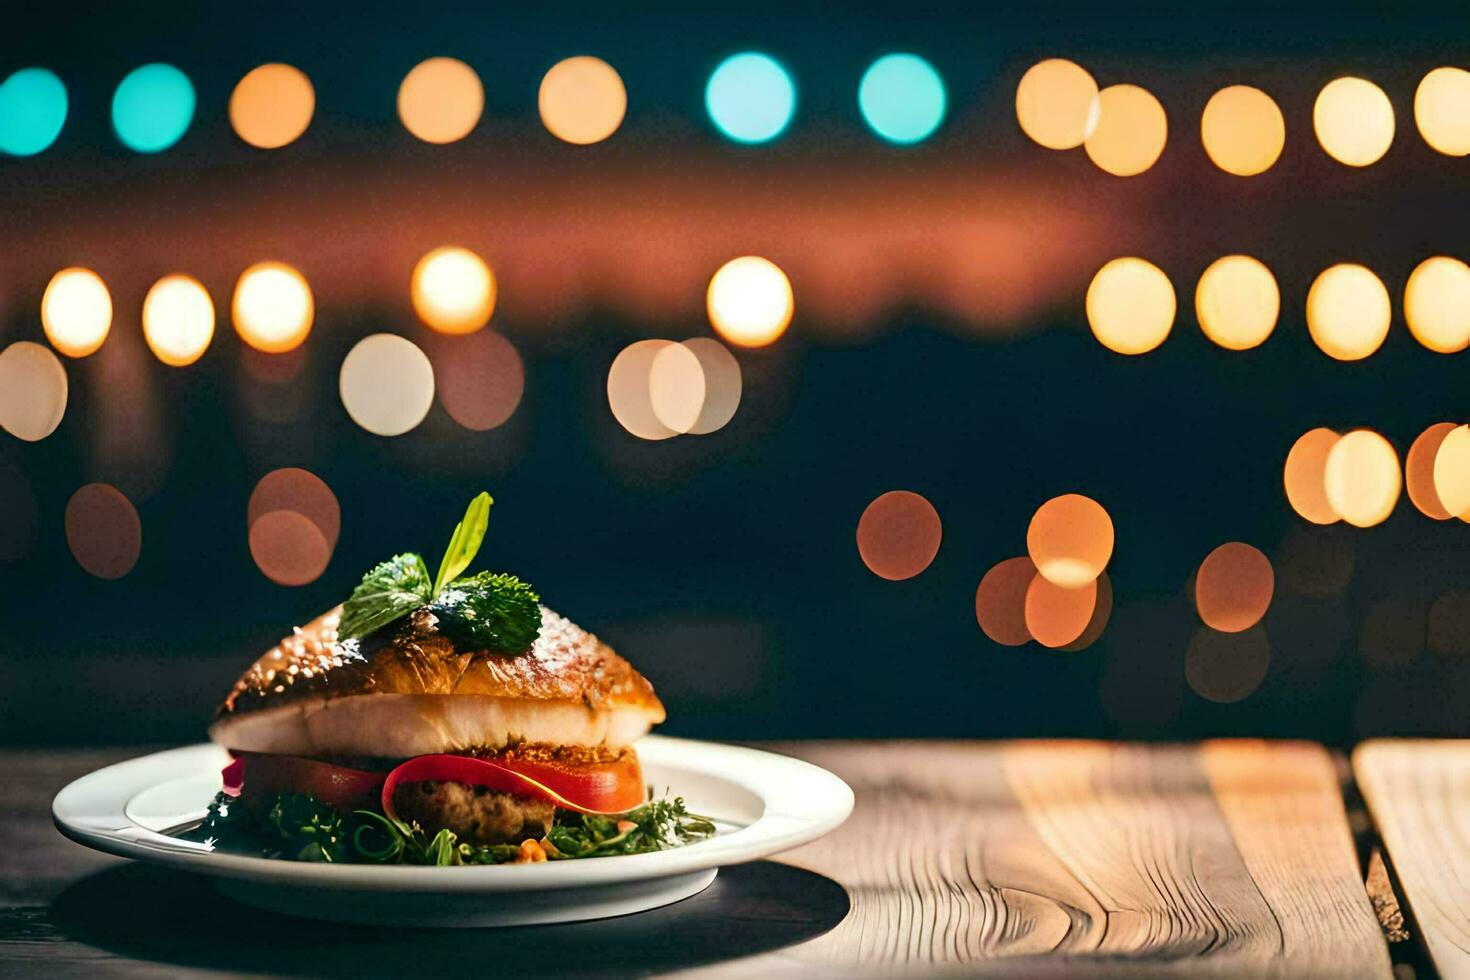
top-left (336, 492), bottom-right (541, 652)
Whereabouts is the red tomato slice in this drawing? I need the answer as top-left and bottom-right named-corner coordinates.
top-left (230, 751), bottom-right (386, 814)
top-left (381, 752), bottom-right (645, 821)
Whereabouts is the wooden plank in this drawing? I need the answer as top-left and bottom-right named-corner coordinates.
top-left (1355, 739), bottom-right (1470, 979)
top-left (761, 740), bottom-right (1389, 976)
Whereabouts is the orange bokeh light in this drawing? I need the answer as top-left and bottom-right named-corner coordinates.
top-left (249, 510), bottom-right (331, 586)
top-left (0, 341), bottom-right (67, 442)
top-left (856, 490), bottom-right (942, 581)
top-left (1405, 422), bottom-right (1457, 520)
top-left (233, 261), bottom-right (313, 353)
top-left (142, 274), bottom-right (214, 367)
top-left (1195, 542), bottom-right (1274, 633)
top-left (1086, 257), bottom-right (1175, 355)
top-left (1323, 429), bottom-right (1401, 528)
top-left (1433, 424), bottom-right (1470, 521)
top-left (1200, 85), bottom-right (1285, 177)
top-left (1186, 626), bottom-right (1270, 703)
top-left (411, 246), bottom-right (496, 335)
top-left (398, 57), bottom-right (483, 144)
top-left (430, 329), bottom-right (525, 431)
top-left (1015, 58), bottom-right (1099, 150)
top-left (539, 56), bottom-right (627, 145)
top-left (1283, 428), bottom-right (1341, 525)
top-left (229, 63), bottom-right (314, 149)
top-left (65, 483), bottom-right (141, 579)
top-left (1025, 574), bottom-right (1097, 649)
top-left (975, 556), bottom-right (1036, 647)
top-left (1061, 571), bottom-right (1112, 652)
top-left (42, 267), bottom-right (112, 358)
top-left (707, 256), bottom-right (793, 348)
top-left (1026, 493), bottom-right (1113, 588)
top-left (1084, 83), bottom-right (1167, 177)
top-left (248, 468), bottom-right (341, 551)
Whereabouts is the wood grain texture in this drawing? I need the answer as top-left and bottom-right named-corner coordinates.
top-left (1355, 739), bottom-right (1470, 980)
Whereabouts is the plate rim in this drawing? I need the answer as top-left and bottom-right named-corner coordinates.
top-left (53, 735), bottom-right (853, 893)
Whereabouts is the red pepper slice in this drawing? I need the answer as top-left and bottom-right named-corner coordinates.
top-left (381, 752), bottom-right (645, 821)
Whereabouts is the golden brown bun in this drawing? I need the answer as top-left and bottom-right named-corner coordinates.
top-left (215, 605), bottom-right (665, 724)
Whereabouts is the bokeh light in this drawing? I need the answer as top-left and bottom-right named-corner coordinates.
top-left (142, 275), bottom-right (214, 367)
top-left (1195, 542), bottom-right (1274, 633)
top-left (1062, 571), bottom-right (1112, 652)
top-left (1084, 84), bottom-right (1167, 176)
top-left (975, 557), bottom-right (1036, 646)
top-left (1014, 58), bottom-right (1099, 150)
top-left (1403, 256), bottom-right (1470, 354)
top-left (42, 267), bottom-right (112, 358)
top-left (682, 338), bottom-right (741, 435)
top-left (112, 63), bottom-right (195, 153)
top-left (1025, 574), bottom-right (1097, 649)
top-left (431, 329), bottom-right (524, 431)
top-left (705, 52), bottom-right (796, 144)
top-left (233, 262), bottom-right (313, 354)
top-left (1086, 257), bottom-right (1175, 355)
top-left (398, 57), bottom-right (483, 144)
top-left (412, 246), bottom-right (496, 335)
top-left (65, 483), bottom-right (141, 579)
top-left (1284, 428), bottom-right (1342, 524)
top-left (1323, 429), bottom-right (1401, 528)
top-left (707, 256), bottom-right (793, 348)
top-left (229, 63), bottom-right (315, 149)
top-left (856, 490), bottom-right (942, 581)
top-left (1313, 76), bottom-right (1394, 167)
top-left (539, 56), bottom-right (626, 145)
top-left (648, 342), bottom-right (706, 435)
top-left (1432, 424), bottom-right (1470, 520)
top-left (1306, 264), bottom-right (1391, 361)
top-left (339, 334), bottom-right (435, 436)
top-left (1406, 422), bottom-right (1457, 520)
top-left (1186, 626), bottom-right (1270, 703)
top-left (0, 67), bottom-right (67, 156)
top-left (248, 467), bottom-right (340, 551)
top-left (858, 53), bottom-right (946, 145)
top-left (1200, 85), bottom-right (1284, 176)
top-left (1195, 255), bottom-right (1279, 350)
top-left (0, 342), bottom-right (67, 442)
top-left (250, 510), bottom-right (331, 587)
top-left (1415, 67), bottom-right (1470, 157)
top-left (1027, 493), bottom-right (1113, 588)
top-left (607, 339), bottom-right (677, 441)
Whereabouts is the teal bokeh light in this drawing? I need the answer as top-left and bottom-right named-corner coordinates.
top-left (858, 54), bottom-right (946, 145)
top-left (705, 52), bottom-right (795, 144)
top-left (112, 63), bottom-right (196, 153)
top-left (0, 68), bottom-right (68, 156)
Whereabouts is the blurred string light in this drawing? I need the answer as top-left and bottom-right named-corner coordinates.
top-left (247, 467), bottom-right (340, 550)
top-left (1403, 256), bottom-right (1470, 353)
top-left (339, 334), bottom-right (435, 436)
top-left (1084, 84), bottom-right (1166, 176)
top-left (1433, 424), bottom-right (1470, 519)
top-left (1026, 493), bottom-right (1113, 588)
top-left (1415, 67), bottom-right (1470, 156)
top-left (1024, 573), bottom-right (1097, 648)
top-left (250, 511), bottom-right (331, 587)
top-left (431, 329), bottom-right (525, 431)
top-left (606, 337), bottom-right (739, 439)
top-left (1200, 85), bottom-right (1284, 176)
top-left (1186, 626), bottom-right (1270, 703)
top-left (1086, 257), bottom-right (1175, 354)
top-left (398, 57), bottom-right (483, 144)
top-left (1195, 255), bottom-right (1278, 350)
top-left (0, 67), bottom-right (67, 156)
top-left (142, 274), bottom-right (214, 367)
top-left (1062, 571), bottom-right (1112, 651)
top-left (229, 63), bottom-right (315, 149)
top-left (1323, 429), bottom-right (1400, 528)
top-left (707, 256), bottom-right (793, 347)
top-left (705, 52), bottom-right (796, 144)
top-left (607, 339), bottom-right (678, 440)
top-left (233, 262), bottom-right (313, 354)
top-left (975, 556), bottom-right (1036, 646)
top-left (1406, 422), bottom-right (1457, 519)
top-left (648, 342), bottom-right (706, 434)
top-left (42, 267), bottom-right (112, 358)
top-left (112, 63), bottom-right (195, 153)
top-left (65, 483), bottom-right (141, 579)
top-left (1314, 76), bottom-right (1394, 167)
top-left (539, 56), bottom-right (626, 145)
top-left (856, 490), bottom-right (942, 580)
top-left (1306, 263), bottom-right (1390, 361)
top-left (0, 341), bottom-right (67, 442)
top-left (412, 246), bottom-right (496, 334)
top-left (1194, 542), bottom-right (1274, 632)
top-left (1014, 58), bottom-right (1099, 150)
top-left (858, 53), bottom-right (946, 145)
top-left (1284, 428), bottom-right (1342, 524)
top-left (680, 338), bottom-right (741, 435)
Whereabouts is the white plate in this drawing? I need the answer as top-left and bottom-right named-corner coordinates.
top-left (52, 735), bottom-right (852, 927)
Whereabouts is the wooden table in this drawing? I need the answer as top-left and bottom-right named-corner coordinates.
top-left (0, 741), bottom-right (1432, 978)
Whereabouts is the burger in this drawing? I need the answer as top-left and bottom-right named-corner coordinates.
top-left (192, 492), bottom-right (712, 865)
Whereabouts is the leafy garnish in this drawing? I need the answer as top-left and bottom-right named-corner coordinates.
top-left (433, 492), bottom-right (492, 597)
top-left (337, 553), bottom-right (432, 640)
top-left (429, 571), bottom-right (542, 653)
top-left (545, 798), bottom-right (717, 859)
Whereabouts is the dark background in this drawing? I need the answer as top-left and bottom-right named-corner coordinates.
top-left (2, 2), bottom-right (1468, 746)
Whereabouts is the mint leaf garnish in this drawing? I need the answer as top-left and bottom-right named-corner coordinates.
top-left (428, 571), bottom-right (542, 653)
top-left (338, 552), bottom-right (432, 640)
top-left (433, 492), bottom-right (492, 597)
